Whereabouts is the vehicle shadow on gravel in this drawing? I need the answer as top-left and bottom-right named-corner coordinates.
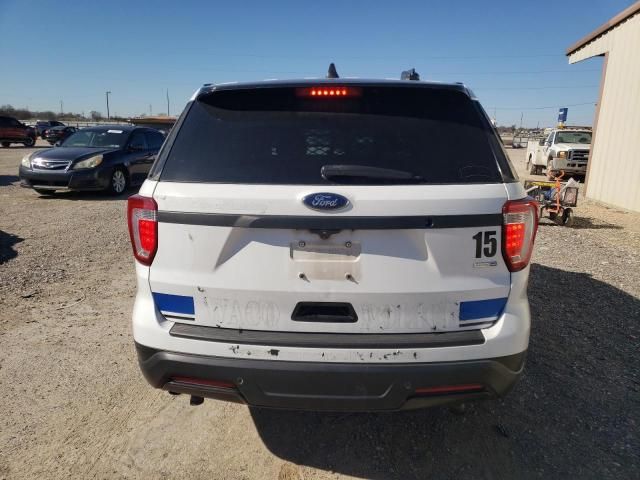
top-left (33, 190), bottom-right (134, 202)
top-left (0, 230), bottom-right (23, 263)
top-left (0, 175), bottom-right (19, 186)
top-left (539, 217), bottom-right (623, 230)
top-left (250, 264), bottom-right (639, 479)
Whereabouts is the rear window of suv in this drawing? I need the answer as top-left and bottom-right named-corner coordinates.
top-left (158, 85), bottom-right (512, 185)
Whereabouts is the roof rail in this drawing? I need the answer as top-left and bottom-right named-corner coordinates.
top-left (401, 68), bottom-right (420, 81)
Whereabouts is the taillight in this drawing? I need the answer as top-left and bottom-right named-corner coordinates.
top-left (502, 198), bottom-right (538, 272)
top-left (127, 194), bottom-right (158, 266)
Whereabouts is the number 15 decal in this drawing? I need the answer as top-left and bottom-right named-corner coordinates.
top-left (472, 231), bottom-right (497, 258)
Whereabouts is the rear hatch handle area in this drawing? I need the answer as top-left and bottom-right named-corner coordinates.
top-left (291, 302), bottom-right (358, 323)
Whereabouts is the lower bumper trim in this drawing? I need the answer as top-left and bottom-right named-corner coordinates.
top-left (19, 166), bottom-right (110, 191)
top-left (135, 343), bottom-right (526, 412)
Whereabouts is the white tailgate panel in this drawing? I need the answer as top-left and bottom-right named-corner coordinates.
top-left (149, 183), bottom-right (511, 333)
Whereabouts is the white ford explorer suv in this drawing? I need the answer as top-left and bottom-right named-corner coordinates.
top-left (128, 74), bottom-right (538, 411)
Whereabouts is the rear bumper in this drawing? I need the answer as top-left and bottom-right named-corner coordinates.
top-left (18, 165), bottom-right (111, 191)
top-left (136, 342), bottom-right (526, 411)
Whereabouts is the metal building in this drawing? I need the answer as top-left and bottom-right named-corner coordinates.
top-left (566, 1), bottom-right (640, 212)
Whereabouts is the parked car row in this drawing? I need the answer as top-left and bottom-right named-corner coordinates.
top-left (1, 118), bottom-right (114, 148)
top-left (0, 117), bottom-right (71, 147)
top-left (0, 116), bottom-right (36, 147)
top-left (35, 120), bottom-right (66, 138)
top-left (43, 126), bottom-right (78, 145)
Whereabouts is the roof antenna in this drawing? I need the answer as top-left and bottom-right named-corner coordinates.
top-left (327, 63), bottom-right (339, 79)
top-left (401, 68), bottom-right (420, 81)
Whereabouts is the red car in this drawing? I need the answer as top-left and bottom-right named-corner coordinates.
top-left (0, 116), bottom-right (36, 147)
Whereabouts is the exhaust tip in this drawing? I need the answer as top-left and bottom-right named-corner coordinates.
top-left (190, 395), bottom-right (204, 406)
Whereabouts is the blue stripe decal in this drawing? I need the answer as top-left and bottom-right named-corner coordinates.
top-left (152, 293), bottom-right (195, 315)
top-left (459, 298), bottom-right (507, 321)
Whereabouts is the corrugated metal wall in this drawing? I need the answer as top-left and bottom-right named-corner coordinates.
top-left (569, 13), bottom-right (640, 212)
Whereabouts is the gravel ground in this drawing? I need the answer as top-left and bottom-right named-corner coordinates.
top-left (0, 142), bottom-right (638, 480)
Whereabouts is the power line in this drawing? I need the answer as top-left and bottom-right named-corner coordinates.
top-left (486, 101), bottom-right (596, 111)
top-left (65, 66), bottom-right (598, 78)
top-left (411, 54), bottom-right (565, 59)
top-left (474, 84), bottom-right (598, 91)
top-left (429, 68), bottom-right (600, 76)
top-left (219, 67), bottom-right (601, 76)
top-left (194, 51), bottom-right (566, 60)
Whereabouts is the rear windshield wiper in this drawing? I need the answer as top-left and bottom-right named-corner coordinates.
top-left (320, 164), bottom-right (424, 184)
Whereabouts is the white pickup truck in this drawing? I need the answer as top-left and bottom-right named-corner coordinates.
top-left (526, 128), bottom-right (591, 177)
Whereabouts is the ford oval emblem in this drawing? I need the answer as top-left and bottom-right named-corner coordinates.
top-left (302, 192), bottom-right (350, 211)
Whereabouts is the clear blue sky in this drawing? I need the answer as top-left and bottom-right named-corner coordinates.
top-left (0, 0), bottom-right (635, 126)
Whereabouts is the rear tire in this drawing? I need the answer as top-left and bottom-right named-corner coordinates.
top-left (561, 208), bottom-right (574, 227)
top-left (1, 142), bottom-right (10, 148)
top-left (528, 156), bottom-right (537, 175)
top-left (108, 168), bottom-right (128, 195)
top-left (23, 137), bottom-right (35, 147)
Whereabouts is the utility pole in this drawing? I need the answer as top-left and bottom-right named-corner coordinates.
top-left (166, 89), bottom-right (170, 116)
top-left (520, 112), bottom-right (523, 129)
top-left (60, 100), bottom-right (63, 116)
top-left (149, 104), bottom-right (152, 116)
top-left (105, 91), bottom-right (111, 120)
